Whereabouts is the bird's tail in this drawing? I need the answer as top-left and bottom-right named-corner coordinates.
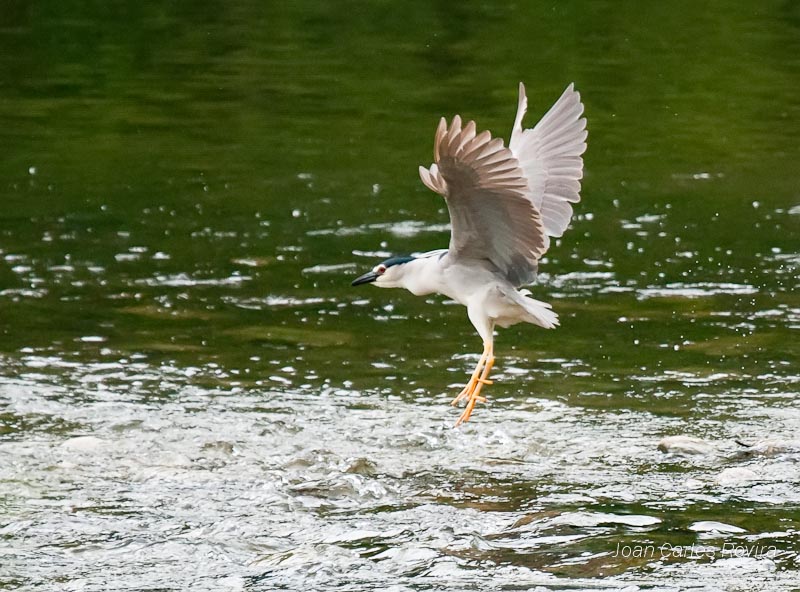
top-left (518, 290), bottom-right (559, 329)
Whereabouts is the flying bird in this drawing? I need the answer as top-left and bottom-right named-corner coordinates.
top-left (352, 83), bottom-right (587, 425)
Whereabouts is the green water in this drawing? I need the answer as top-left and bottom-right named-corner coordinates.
top-left (1, 2), bottom-right (799, 590)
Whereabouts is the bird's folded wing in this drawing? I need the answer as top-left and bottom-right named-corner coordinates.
top-left (419, 115), bottom-right (546, 287)
top-left (509, 83), bottom-right (587, 242)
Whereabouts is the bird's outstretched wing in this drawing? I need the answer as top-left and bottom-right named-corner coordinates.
top-left (509, 83), bottom-right (587, 248)
top-left (419, 115), bottom-right (547, 287)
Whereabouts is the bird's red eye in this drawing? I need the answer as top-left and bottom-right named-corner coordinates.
top-left (377, 265), bottom-right (387, 274)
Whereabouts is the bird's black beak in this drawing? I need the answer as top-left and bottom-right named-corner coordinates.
top-left (351, 270), bottom-right (378, 286)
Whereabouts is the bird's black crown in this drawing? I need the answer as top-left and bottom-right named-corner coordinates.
top-left (381, 256), bottom-right (415, 268)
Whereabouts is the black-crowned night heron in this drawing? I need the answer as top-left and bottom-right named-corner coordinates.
top-left (352, 83), bottom-right (587, 425)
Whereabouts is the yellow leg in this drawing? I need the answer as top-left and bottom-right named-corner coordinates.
top-left (454, 344), bottom-right (495, 426)
top-left (450, 345), bottom-right (491, 406)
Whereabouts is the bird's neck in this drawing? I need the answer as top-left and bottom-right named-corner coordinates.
top-left (399, 256), bottom-right (441, 296)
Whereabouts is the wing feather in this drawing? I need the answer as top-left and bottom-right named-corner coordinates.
top-left (417, 83), bottom-right (587, 283)
top-left (418, 117), bottom-right (546, 286)
top-left (509, 82), bottom-right (587, 240)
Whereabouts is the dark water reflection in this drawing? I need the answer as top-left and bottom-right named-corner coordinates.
top-left (1, 1), bottom-right (799, 590)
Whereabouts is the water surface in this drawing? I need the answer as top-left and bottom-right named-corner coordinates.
top-left (1, 1), bottom-right (799, 590)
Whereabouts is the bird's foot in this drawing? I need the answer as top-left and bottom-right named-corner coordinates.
top-left (453, 355), bottom-right (495, 427)
top-left (454, 395), bottom-right (480, 426)
top-left (450, 376), bottom-right (491, 406)
top-left (451, 347), bottom-right (491, 406)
